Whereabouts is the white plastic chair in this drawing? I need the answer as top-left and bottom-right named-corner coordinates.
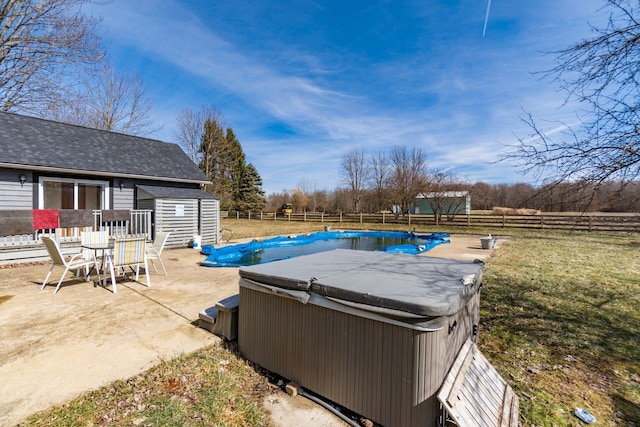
top-left (146, 231), bottom-right (170, 275)
top-left (80, 231), bottom-right (110, 262)
top-left (41, 236), bottom-right (95, 294)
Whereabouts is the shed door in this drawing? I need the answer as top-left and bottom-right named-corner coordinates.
top-left (438, 339), bottom-right (519, 427)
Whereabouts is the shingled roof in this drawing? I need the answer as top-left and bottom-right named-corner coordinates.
top-left (0, 112), bottom-right (209, 184)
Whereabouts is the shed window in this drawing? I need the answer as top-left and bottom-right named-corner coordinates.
top-left (39, 178), bottom-right (110, 210)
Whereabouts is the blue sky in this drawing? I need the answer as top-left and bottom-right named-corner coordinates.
top-left (87, 0), bottom-right (605, 195)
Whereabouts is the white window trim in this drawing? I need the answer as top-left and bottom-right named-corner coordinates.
top-left (38, 177), bottom-right (111, 209)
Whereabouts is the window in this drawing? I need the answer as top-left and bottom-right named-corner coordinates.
top-left (39, 178), bottom-right (110, 210)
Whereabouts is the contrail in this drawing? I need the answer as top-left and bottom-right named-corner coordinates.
top-left (483, 0), bottom-right (492, 36)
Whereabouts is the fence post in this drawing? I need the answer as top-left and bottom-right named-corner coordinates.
top-left (502, 214), bottom-right (506, 227)
top-left (304, 212), bottom-right (307, 222)
top-left (467, 214), bottom-right (470, 227)
top-left (321, 212), bottom-right (324, 222)
top-left (360, 212), bottom-right (363, 223)
top-left (248, 211), bottom-right (251, 220)
top-left (236, 211), bottom-right (239, 219)
top-left (274, 212), bottom-right (277, 221)
top-left (340, 212), bottom-right (343, 223)
top-left (589, 216), bottom-right (592, 232)
top-left (382, 212), bottom-right (385, 224)
top-left (540, 216), bottom-right (544, 229)
top-left (408, 213), bottom-right (411, 225)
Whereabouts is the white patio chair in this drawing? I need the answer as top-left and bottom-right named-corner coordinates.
top-left (80, 231), bottom-right (110, 262)
top-left (103, 236), bottom-right (150, 293)
top-left (146, 231), bottom-right (170, 275)
top-left (41, 236), bottom-right (95, 294)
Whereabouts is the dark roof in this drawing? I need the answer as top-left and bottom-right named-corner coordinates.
top-left (136, 184), bottom-right (218, 200)
top-left (0, 112), bottom-right (209, 184)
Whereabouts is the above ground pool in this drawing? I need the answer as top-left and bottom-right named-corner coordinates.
top-left (200, 230), bottom-right (449, 267)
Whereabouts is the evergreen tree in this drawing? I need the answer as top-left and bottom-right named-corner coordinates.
top-left (236, 163), bottom-right (266, 211)
top-left (198, 117), bottom-right (265, 211)
top-left (199, 118), bottom-right (233, 208)
top-left (225, 128), bottom-right (246, 206)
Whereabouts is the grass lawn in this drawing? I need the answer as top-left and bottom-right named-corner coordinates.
top-left (480, 231), bottom-right (639, 426)
top-left (23, 219), bottom-right (640, 426)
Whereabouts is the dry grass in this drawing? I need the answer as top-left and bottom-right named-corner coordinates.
top-left (480, 233), bottom-right (640, 426)
top-left (23, 343), bottom-right (274, 427)
top-left (492, 207), bottom-right (541, 215)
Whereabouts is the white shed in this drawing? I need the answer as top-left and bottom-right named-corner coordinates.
top-left (136, 185), bottom-right (220, 248)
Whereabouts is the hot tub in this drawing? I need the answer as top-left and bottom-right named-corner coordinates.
top-left (237, 249), bottom-right (487, 426)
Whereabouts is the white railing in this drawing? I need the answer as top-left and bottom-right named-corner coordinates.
top-left (90, 210), bottom-right (153, 240)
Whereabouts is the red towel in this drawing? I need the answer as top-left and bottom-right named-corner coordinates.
top-left (33, 209), bottom-right (59, 230)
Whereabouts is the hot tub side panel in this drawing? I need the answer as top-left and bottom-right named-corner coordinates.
top-left (239, 285), bottom-right (480, 427)
top-left (412, 290), bottom-right (480, 409)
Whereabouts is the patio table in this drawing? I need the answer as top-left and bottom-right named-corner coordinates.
top-left (81, 240), bottom-right (114, 283)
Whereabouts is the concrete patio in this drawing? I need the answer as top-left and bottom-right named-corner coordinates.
top-left (0, 235), bottom-right (498, 426)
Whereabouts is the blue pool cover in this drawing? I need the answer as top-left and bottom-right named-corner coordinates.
top-left (200, 230), bottom-right (450, 267)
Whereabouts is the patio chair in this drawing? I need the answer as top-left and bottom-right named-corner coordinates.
top-left (146, 231), bottom-right (170, 275)
top-left (41, 236), bottom-right (95, 294)
top-left (103, 236), bottom-right (150, 293)
top-left (80, 230), bottom-right (110, 261)
top-left (80, 230), bottom-right (112, 281)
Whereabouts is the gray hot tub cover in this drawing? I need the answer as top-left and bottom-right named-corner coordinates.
top-left (239, 249), bottom-right (484, 317)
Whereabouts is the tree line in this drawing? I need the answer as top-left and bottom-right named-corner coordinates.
top-left (265, 180), bottom-right (640, 214)
top-left (264, 146), bottom-right (640, 214)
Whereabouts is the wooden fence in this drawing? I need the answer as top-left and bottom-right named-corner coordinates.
top-left (227, 211), bottom-right (640, 233)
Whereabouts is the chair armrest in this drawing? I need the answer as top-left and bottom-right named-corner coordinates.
top-left (68, 252), bottom-right (84, 263)
top-left (146, 248), bottom-right (160, 256)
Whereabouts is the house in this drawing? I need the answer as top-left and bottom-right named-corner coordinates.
top-left (0, 111), bottom-right (220, 261)
top-left (414, 191), bottom-right (471, 216)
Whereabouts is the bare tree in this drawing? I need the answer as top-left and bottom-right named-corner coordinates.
top-left (339, 149), bottom-right (368, 213)
top-left (368, 150), bottom-right (390, 212)
top-left (310, 188), bottom-right (329, 213)
top-left (0, 0), bottom-right (104, 113)
top-left (291, 178), bottom-right (315, 212)
top-left (504, 0), bottom-right (640, 201)
top-left (388, 146), bottom-right (427, 216)
top-left (46, 64), bottom-right (157, 136)
top-left (83, 65), bottom-right (156, 135)
top-left (290, 188), bottom-right (309, 213)
top-left (469, 182), bottom-right (495, 210)
top-left (421, 170), bottom-right (467, 222)
top-left (175, 106), bottom-right (225, 164)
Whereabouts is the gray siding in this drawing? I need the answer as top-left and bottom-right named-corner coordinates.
top-left (112, 186), bottom-right (134, 210)
top-left (238, 286), bottom-right (481, 427)
top-left (137, 199), bottom-right (154, 210)
top-left (0, 169), bottom-right (32, 209)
